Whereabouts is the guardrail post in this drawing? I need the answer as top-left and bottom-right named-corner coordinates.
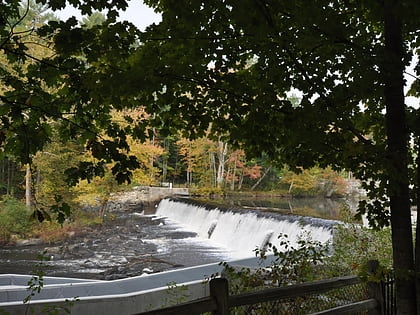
top-left (210, 278), bottom-right (229, 315)
top-left (367, 260), bottom-right (384, 315)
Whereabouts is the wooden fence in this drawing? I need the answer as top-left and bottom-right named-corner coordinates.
top-left (135, 274), bottom-right (386, 315)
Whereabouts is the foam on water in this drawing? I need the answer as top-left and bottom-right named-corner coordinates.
top-left (155, 198), bottom-right (336, 259)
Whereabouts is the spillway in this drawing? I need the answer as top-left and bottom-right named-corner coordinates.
top-left (155, 198), bottom-right (336, 259)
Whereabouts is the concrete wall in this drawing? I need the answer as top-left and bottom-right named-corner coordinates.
top-left (107, 186), bottom-right (189, 213)
top-left (0, 280), bottom-right (209, 315)
top-left (0, 256), bottom-right (273, 314)
top-left (0, 262), bottom-right (221, 304)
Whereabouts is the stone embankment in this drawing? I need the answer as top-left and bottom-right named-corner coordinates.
top-left (106, 186), bottom-right (189, 213)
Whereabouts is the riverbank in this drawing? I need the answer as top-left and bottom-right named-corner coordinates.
top-left (0, 186), bottom-right (189, 246)
top-left (104, 186), bottom-right (189, 213)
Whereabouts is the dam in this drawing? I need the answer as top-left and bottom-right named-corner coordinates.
top-left (0, 197), bottom-right (338, 314)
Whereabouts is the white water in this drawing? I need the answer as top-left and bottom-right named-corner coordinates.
top-left (155, 198), bottom-right (335, 259)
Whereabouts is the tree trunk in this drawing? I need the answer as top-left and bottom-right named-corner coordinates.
top-left (210, 152), bottom-right (217, 187)
top-left (416, 141), bottom-right (420, 314)
top-left (162, 138), bottom-right (169, 182)
top-left (288, 179), bottom-right (294, 193)
top-left (216, 140), bottom-right (227, 188)
top-left (384, 0), bottom-right (416, 313)
top-left (186, 169), bottom-right (192, 187)
top-left (238, 169), bottom-right (244, 190)
top-left (35, 168), bottom-right (41, 198)
top-left (25, 164), bottom-right (31, 211)
top-left (99, 195), bottom-right (109, 219)
top-left (7, 158), bottom-right (11, 195)
top-left (162, 158), bottom-right (168, 183)
top-left (251, 166), bottom-right (271, 191)
top-left (230, 160), bottom-right (237, 191)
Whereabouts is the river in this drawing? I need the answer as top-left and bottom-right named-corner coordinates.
top-left (0, 196), bottom-right (350, 280)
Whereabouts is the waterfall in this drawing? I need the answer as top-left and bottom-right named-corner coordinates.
top-left (155, 198), bottom-right (337, 259)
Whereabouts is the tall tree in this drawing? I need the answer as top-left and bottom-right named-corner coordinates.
top-left (0, 0), bottom-right (140, 221)
top-left (383, 0), bottom-right (415, 311)
top-left (130, 0), bottom-right (419, 312)
top-left (215, 139), bottom-right (228, 188)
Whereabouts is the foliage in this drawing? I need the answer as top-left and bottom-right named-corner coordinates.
top-left (191, 186), bottom-right (224, 197)
top-left (24, 250), bottom-right (50, 304)
top-left (23, 250), bottom-right (78, 314)
top-left (176, 136), bottom-right (268, 189)
top-left (1, 0), bottom-right (139, 186)
top-left (73, 169), bottom-right (120, 211)
top-left (0, 157), bottom-right (25, 198)
top-left (258, 233), bottom-right (329, 284)
top-left (0, 196), bottom-right (32, 243)
top-left (162, 281), bottom-right (190, 307)
top-left (128, 138), bottom-right (164, 186)
top-left (221, 232), bottom-right (329, 296)
top-left (281, 168), bottom-right (318, 197)
top-left (30, 221), bottom-right (72, 243)
top-left (327, 223), bottom-right (393, 277)
top-left (0, 195), bottom-right (102, 245)
top-left (81, 11), bottom-right (106, 28)
top-left (281, 167), bottom-right (348, 197)
top-left (32, 140), bottom-right (83, 200)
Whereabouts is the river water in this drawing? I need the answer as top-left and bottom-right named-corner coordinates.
top-left (0, 197), bottom-right (349, 280)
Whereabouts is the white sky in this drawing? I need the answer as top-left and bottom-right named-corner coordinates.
top-left (56, 0), bottom-right (161, 30)
top-left (405, 55), bottom-right (419, 108)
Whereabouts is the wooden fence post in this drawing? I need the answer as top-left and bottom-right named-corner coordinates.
top-left (367, 260), bottom-right (384, 315)
top-left (210, 278), bottom-right (229, 315)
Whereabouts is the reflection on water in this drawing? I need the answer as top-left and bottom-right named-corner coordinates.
top-left (191, 196), bottom-right (357, 221)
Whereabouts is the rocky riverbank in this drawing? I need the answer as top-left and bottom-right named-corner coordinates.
top-left (0, 187), bottom-right (197, 280)
top-left (89, 186), bottom-right (189, 213)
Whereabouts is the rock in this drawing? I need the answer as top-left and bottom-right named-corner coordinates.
top-left (15, 238), bottom-right (43, 246)
top-left (106, 235), bottom-right (121, 244)
top-left (66, 231), bottom-right (76, 238)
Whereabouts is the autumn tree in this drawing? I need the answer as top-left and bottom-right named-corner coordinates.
top-left (128, 137), bottom-right (164, 185)
top-left (176, 137), bottom-right (214, 187)
top-left (225, 149), bottom-right (245, 191)
top-left (32, 138), bottom-right (83, 207)
top-left (1, 0), bottom-right (140, 189)
top-left (281, 166), bottom-right (348, 197)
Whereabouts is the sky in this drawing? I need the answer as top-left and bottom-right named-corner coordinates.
top-left (57, 0), bottom-right (161, 30)
top-left (405, 57), bottom-right (419, 108)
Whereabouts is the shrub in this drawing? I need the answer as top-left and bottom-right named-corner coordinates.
top-left (0, 197), bottom-right (32, 243)
top-left (220, 232), bottom-right (330, 295)
top-left (220, 215), bottom-right (393, 294)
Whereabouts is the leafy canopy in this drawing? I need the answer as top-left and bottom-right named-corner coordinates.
top-left (1, 2), bottom-right (419, 220)
top-left (128, 0), bottom-right (419, 227)
top-left (0, 0), bottom-right (141, 185)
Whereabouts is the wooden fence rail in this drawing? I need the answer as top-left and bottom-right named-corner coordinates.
top-left (136, 274), bottom-right (384, 315)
